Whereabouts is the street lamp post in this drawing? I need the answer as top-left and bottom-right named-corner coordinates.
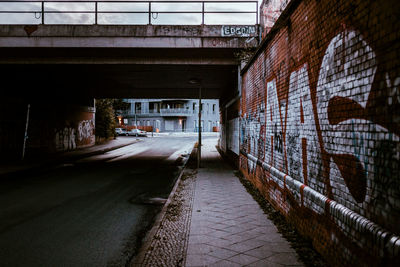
top-left (189, 78), bottom-right (202, 168)
top-left (198, 86), bottom-right (202, 168)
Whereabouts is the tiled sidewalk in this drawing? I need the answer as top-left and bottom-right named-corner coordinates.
top-left (185, 139), bottom-right (304, 267)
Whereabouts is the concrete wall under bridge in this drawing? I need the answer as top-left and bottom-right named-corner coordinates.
top-left (0, 98), bottom-right (95, 160)
top-left (219, 0), bottom-right (400, 266)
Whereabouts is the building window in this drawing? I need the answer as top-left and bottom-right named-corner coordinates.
top-left (150, 102), bottom-right (160, 113)
top-left (207, 103), bottom-right (209, 114)
top-left (213, 104), bottom-right (216, 114)
top-left (135, 103), bottom-right (141, 114)
top-left (201, 104), bottom-right (203, 113)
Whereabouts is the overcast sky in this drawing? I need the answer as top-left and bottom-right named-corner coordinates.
top-left (0, 0), bottom-right (263, 25)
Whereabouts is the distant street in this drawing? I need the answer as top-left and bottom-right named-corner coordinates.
top-left (0, 135), bottom-right (213, 267)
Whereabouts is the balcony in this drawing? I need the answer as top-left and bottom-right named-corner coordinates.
top-left (125, 108), bottom-right (192, 117)
top-left (159, 108), bottom-right (191, 117)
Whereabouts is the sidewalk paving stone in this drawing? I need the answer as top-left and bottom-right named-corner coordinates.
top-left (227, 254), bottom-right (259, 265)
top-left (132, 137), bottom-right (305, 267)
top-left (185, 138), bottom-right (304, 267)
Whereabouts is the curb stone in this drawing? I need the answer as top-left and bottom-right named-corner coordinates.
top-left (131, 146), bottom-right (197, 267)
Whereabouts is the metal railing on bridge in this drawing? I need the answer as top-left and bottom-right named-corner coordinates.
top-left (0, 0), bottom-right (258, 25)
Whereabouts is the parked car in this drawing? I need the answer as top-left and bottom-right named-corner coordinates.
top-left (128, 129), bottom-right (147, 137)
top-left (115, 128), bottom-right (128, 136)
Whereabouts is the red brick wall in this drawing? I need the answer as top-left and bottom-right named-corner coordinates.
top-left (260, 0), bottom-right (290, 38)
top-left (240, 0), bottom-right (400, 265)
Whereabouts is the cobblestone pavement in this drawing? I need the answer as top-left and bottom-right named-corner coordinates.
top-left (132, 169), bottom-right (197, 267)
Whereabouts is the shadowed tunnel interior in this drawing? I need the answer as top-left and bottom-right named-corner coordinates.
top-left (0, 46), bottom-right (240, 101)
top-left (0, 63), bottom-right (237, 99)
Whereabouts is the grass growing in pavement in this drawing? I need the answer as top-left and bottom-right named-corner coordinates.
top-left (234, 170), bottom-right (328, 267)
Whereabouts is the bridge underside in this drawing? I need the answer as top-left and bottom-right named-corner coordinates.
top-left (0, 24), bottom-right (258, 102)
top-left (0, 25), bottom-right (253, 158)
top-left (0, 47), bottom-right (239, 101)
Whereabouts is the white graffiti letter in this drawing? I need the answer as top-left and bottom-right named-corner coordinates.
top-left (316, 29), bottom-right (399, 205)
top-left (286, 64), bottom-right (324, 193)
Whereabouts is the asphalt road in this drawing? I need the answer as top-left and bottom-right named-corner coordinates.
top-left (0, 135), bottom-right (212, 267)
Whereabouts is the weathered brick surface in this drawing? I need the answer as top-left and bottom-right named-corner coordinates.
top-left (239, 0), bottom-right (400, 265)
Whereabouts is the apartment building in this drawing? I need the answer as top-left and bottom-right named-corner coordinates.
top-left (123, 99), bottom-right (220, 132)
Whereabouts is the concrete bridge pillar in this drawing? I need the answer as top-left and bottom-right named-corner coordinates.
top-left (0, 97), bottom-right (96, 160)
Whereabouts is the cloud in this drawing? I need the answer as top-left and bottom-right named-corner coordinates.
top-left (0, 1), bottom-right (259, 25)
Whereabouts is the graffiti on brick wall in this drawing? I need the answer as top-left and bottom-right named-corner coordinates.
top-left (78, 119), bottom-right (94, 142)
top-left (55, 127), bottom-right (76, 151)
top-left (241, 27), bottom-right (400, 220)
top-left (241, 72), bottom-right (266, 175)
top-left (385, 73), bottom-right (400, 106)
top-left (239, 0), bottom-right (400, 262)
top-left (266, 79), bottom-right (285, 171)
top-left (286, 64), bottom-right (324, 190)
top-left (241, 114), bottom-right (264, 174)
top-left (316, 29), bottom-right (400, 219)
